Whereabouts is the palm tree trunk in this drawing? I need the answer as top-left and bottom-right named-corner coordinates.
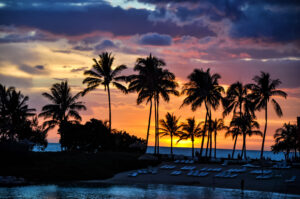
top-left (241, 133), bottom-right (244, 159)
top-left (171, 134), bottom-right (173, 157)
top-left (192, 137), bottom-right (194, 158)
top-left (232, 135), bottom-right (237, 159)
top-left (157, 97), bottom-right (160, 154)
top-left (200, 105), bottom-right (208, 157)
top-left (107, 85), bottom-right (112, 134)
top-left (214, 129), bottom-right (217, 159)
top-left (154, 99), bottom-right (157, 154)
top-left (243, 134), bottom-right (247, 160)
top-left (209, 115), bottom-right (212, 158)
top-left (260, 104), bottom-right (268, 160)
top-left (145, 99), bottom-right (152, 153)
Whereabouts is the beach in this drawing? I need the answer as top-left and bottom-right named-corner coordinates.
top-left (86, 162), bottom-right (300, 195)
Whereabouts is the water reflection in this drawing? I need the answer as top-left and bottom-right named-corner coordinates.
top-left (0, 184), bottom-right (298, 199)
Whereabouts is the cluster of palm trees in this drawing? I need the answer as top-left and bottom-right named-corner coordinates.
top-left (36, 51), bottom-right (287, 159)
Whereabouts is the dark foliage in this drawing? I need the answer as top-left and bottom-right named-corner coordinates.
top-left (59, 118), bottom-right (146, 153)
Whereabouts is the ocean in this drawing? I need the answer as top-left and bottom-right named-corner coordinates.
top-left (34, 143), bottom-right (289, 161)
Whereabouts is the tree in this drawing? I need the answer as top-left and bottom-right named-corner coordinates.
top-left (229, 113), bottom-right (262, 159)
top-left (250, 72), bottom-right (287, 159)
top-left (159, 112), bottom-right (182, 157)
top-left (83, 52), bottom-right (127, 133)
top-left (210, 118), bottom-right (227, 159)
top-left (181, 68), bottom-right (224, 158)
top-left (272, 123), bottom-right (298, 161)
top-left (39, 81), bottom-right (86, 149)
top-left (0, 84), bottom-right (35, 141)
top-left (178, 117), bottom-right (203, 158)
top-left (127, 54), bottom-right (162, 152)
top-left (225, 125), bottom-right (242, 159)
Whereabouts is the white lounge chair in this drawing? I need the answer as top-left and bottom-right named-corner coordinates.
top-left (285, 176), bottom-right (296, 183)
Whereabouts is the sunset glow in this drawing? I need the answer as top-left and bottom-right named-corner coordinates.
top-left (0, 0), bottom-right (299, 151)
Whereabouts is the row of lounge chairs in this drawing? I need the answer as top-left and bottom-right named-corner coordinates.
top-left (227, 168), bottom-right (247, 173)
top-left (187, 170), bottom-right (209, 177)
top-left (128, 168), bottom-right (158, 177)
top-left (180, 166), bottom-right (196, 170)
top-left (174, 160), bottom-right (195, 164)
top-left (215, 172), bottom-right (238, 178)
top-left (170, 171), bottom-right (182, 176)
top-left (160, 165), bottom-right (176, 169)
top-left (250, 169), bottom-right (272, 175)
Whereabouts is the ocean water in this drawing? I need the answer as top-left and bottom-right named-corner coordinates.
top-left (34, 143), bottom-right (288, 161)
top-left (0, 184), bottom-right (299, 199)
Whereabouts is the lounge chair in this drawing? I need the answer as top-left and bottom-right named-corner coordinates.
top-left (171, 170), bottom-right (182, 176)
top-left (128, 172), bottom-right (138, 177)
top-left (256, 175), bottom-right (272, 180)
top-left (285, 176), bottom-right (296, 183)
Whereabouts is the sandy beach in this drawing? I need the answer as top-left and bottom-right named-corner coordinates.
top-left (83, 162), bottom-right (300, 195)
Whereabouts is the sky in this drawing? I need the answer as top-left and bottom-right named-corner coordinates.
top-left (0, 0), bottom-right (299, 151)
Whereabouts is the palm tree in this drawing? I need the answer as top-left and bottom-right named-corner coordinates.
top-left (178, 117), bottom-right (203, 158)
top-left (127, 54), bottom-right (164, 152)
top-left (159, 112), bottom-right (182, 157)
top-left (225, 125), bottom-right (242, 159)
top-left (273, 123), bottom-right (298, 160)
top-left (250, 72), bottom-right (287, 159)
top-left (211, 118), bottom-right (227, 159)
top-left (181, 68), bottom-right (224, 158)
top-left (0, 84), bottom-right (35, 141)
top-left (39, 81), bottom-right (86, 147)
top-left (82, 52), bottom-right (127, 133)
top-left (229, 113), bottom-right (262, 159)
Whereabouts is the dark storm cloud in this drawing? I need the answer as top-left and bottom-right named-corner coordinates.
top-left (35, 65), bottom-right (44, 70)
top-left (0, 2), bottom-right (216, 39)
top-left (138, 33), bottom-right (172, 46)
top-left (135, 0), bottom-right (300, 42)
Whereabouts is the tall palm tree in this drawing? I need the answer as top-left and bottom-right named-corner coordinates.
top-left (178, 117), bottom-right (203, 158)
top-left (250, 72), bottom-right (287, 159)
top-left (159, 112), bottom-right (182, 157)
top-left (229, 113), bottom-right (262, 159)
top-left (82, 52), bottom-right (127, 133)
top-left (211, 118), bottom-right (227, 159)
top-left (182, 68), bottom-right (224, 158)
top-left (39, 81), bottom-right (86, 140)
top-left (127, 54), bottom-right (164, 152)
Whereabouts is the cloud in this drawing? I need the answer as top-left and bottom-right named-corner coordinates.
top-left (18, 64), bottom-right (48, 75)
top-left (0, 74), bottom-right (32, 88)
top-left (73, 45), bottom-right (93, 51)
top-left (95, 39), bottom-right (116, 50)
top-left (70, 66), bottom-right (88, 73)
top-left (138, 32), bottom-right (172, 46)
top-left (0, 2), bottom-right (216, 38)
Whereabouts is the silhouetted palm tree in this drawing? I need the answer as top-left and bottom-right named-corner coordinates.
top-left (178, 117), bottom-right (203, 158)
top-left (159, 112), bottom-right (182, 157)
top-left (230, 113), bottom-right (262, 159)
top-left (273, 123), bottom-right (298, 160)
top-left (127, 54), bottom-right (164, 152)
top-left (182, 68), bottom-right (224, 158)
top-left (250, 72), bottom-right (287, 159)
top-left (0, 84), bottom-right (35, 141)
top-left (211, 118), bottom-right (227, 159)
top-left (225, 125), bottom-right (242, 159)
top-left (39, 81), bottom-right (86, 136)
top-left (83, 52), bottom-right (127, 133)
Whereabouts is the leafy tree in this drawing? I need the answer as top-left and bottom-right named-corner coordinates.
top-left (159, 112), bottom-right (182, 157)
top-left (178, 117), bottom-right (203, 158)
top-left (250, 72), bottom-right (287, 159)
top-left (83, 52), bottom-right (127, 133)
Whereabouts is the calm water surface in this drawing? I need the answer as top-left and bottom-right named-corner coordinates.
top-left (35, 143), bottom-right (290, 161)
top-left (0, 184), bottom-right (299, 199)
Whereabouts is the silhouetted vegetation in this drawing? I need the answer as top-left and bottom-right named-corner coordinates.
top-left (59, 118), bottom-right (146, 153)
top-left (0, 84), bottom-right (47, 150)
top-left (272, 123), bottom-right (299, 161)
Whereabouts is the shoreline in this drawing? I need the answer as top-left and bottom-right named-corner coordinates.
top-left (80, 161), bottom-right (300, 195)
